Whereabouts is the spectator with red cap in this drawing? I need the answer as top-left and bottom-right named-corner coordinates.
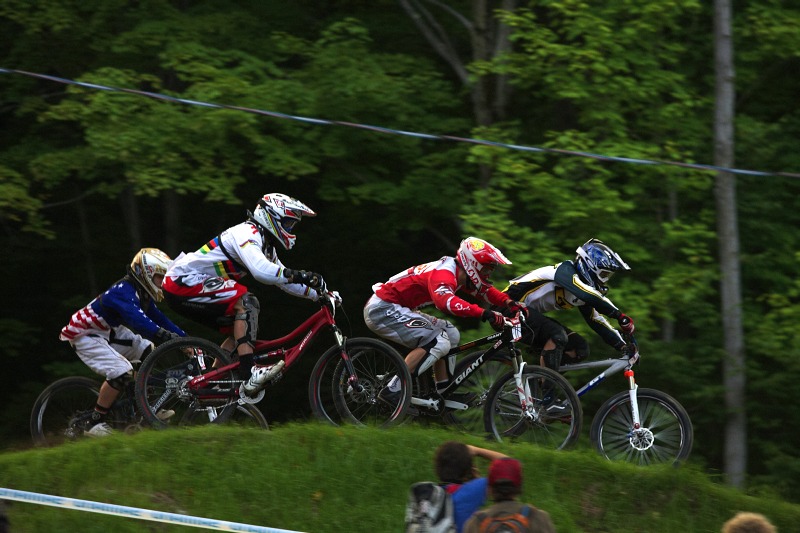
top-left (463, 458), bottom-right (556, 533)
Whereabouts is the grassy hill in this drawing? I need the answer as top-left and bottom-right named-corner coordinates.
top-left (0, 423), bottom-right (796, 532)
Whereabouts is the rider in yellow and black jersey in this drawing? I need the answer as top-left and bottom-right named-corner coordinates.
top-left (497, 239), bottom-right (636, 371)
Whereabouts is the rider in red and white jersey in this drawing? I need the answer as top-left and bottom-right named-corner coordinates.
top-left (163, 193), bottom-right (335, 395)
top-left (364, 237), bottom-right (526, 402)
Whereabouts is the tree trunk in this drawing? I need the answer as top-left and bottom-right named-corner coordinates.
top-left (120, 187), bottom-right (142, 253)
top-left (163, 190), bottom-right (180, 257)
top-left (714, 0), bottom-right (747, 489)
top-left (399, 0), bottom-right (516, 188)
top-left (76, 196), bottom-right (98, 296)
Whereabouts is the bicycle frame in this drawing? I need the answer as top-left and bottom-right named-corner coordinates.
top-left (412, 318), bottom-right (523, 412)
top-left (185, 298), bottom-right (357, 400)
top-left (560, 354), bottom-right (642, 427)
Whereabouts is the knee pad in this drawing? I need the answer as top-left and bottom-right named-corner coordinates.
top-left (547, 325), bottom-right (569, 351)
top-left (428, 330), bottom-right (452, 361)
top-left (415, 331), bottom-right (452, 376)
top-left (234, 293), bottom-right (260, 345)
top-left (541, 349), bottom-right (563, 371)
top-left (107, 372), bottom-right (132, 391)
top-left (564, 333), bottom-right (589, 363)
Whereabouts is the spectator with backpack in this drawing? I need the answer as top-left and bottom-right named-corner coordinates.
top-left (405, 441), bottom-right (511, 533)
top-left (463, 458), bottom-right (556, 533)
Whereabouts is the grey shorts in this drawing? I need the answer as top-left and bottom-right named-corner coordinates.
top-left (363, 295), bottom-right (461, 350)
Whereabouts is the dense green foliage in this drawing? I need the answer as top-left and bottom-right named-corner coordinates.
top-left (2, 0), bottom-right (799, 502)
top-left (1, 424), bottom-right (798, 533)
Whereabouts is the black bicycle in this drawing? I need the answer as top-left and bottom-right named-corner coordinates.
top-left (407, 315), bottom-right (583, 450)
top-left (30, 371), bottom-right (267, 447)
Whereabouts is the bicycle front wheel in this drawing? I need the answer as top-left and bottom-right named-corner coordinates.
top-left (442, 350), bottom-right (515, 437)
top-left (30, 377), bottom-right (100, 447)
top-left (590, 387), bottom-right (693, 466)
top-left (308, 338), bottom-right (411, 428)
top-left (135, 337), bottom-right (239, 428)
top-left (485, 366), bottom-right (583, 450)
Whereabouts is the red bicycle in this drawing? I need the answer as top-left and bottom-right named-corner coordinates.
top-left (135, 291), bottom-right (412, 428)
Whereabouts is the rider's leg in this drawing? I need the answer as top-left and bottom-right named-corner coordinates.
top-left (561, 331), bottom-right (589, 364)
top-left (231, 293), bottom-right (259, 376)
top-left (539, 326), bottom-right (568, 371)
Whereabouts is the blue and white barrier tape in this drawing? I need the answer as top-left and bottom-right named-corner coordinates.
top-left (0, 488), bottom-right (304, 533)
top-left (1, 67), bottom-right (798, 179)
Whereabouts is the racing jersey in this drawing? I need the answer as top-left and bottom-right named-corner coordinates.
top-left (373, 256), bottom-right (508, 319)
top-left (166, 221), bottom-right (317, 300)
top-left (503, 261), bottom-right (625, 349)
top-left (60, 278), bottom-right (185, 342)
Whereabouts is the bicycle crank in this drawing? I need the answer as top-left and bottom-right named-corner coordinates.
top-left (239, 385), bottom-right (266, 404)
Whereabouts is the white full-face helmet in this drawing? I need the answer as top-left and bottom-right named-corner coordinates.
top-left (456, 237), bottom-right (512, 292)
top-left (249, 193), bottom-right (316, 250)
top-left (129, 248), bottom-right (172, 302)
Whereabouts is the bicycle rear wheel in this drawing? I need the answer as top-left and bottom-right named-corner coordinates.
top-left (135, 337), bottom-right (240, 428)
top-left (308, 338), bottom-right (411, 428)
top-left (442, 350), bottom-right (515, 436)
top-left (30, 377), bottom-right (99, 447)
top-left (590, 387), bottom-right (693, 466)
top-left (484, 366), bottom-right (583, 450)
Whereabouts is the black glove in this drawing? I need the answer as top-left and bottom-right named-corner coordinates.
top-left (154, 327), bottom-right (180, 345)
top-left (288, 269), bottom-right (325, 289)
top-left (617, 313), bottom-right (635, 335)
top-left (505, 300), bottom-right (529, 319)
top-left (482, 310), bottom-right (506, 332)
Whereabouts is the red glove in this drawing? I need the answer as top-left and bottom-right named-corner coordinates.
top-left (482, 310), bottom-right (506, 332)
top-left (505, 300), bottom-right (529, 319)
top-left (617, 313), bottom-right (635, 335)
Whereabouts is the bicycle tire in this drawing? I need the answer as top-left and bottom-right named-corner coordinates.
top-left (30, 376), bottom-right (100, 447)
top-left (590, 387), bottom-right (693, 466)
top-left (308, 338), bottom-right (411, 428)
top-left (441, 350), bottom-right (515, 436)
top-left (484, 366), bottom-right (583, 450)
top-left (135, 337), bottom-right (239, 428)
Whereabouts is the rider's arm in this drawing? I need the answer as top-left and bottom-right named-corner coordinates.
top-left (579, 305), bottom-right (626, 350)
top-left (100, 282), bottom-right (176, 342)
top-left (479, 285), bottom-right (513, 308)
top-left (428, 270), bottom-right (484, 319)
top-left (232, 228), bottom-right (319, 300)
top-left (144, 304), bottom-right (186, 337)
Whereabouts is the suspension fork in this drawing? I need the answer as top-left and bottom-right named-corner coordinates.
top-left (625, 369), bottom-right (642, 429)
top-left (331, 326), bottom-right (363, 391)
top-left (510, 348), bottom-right (535, 415)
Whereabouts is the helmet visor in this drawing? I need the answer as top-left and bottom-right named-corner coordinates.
top-left (476, 263), bottom-right (498, 285)
top-left (597, 269), bottom-right (615, 283)
top-left (281, 217), bottom-right (299, 233)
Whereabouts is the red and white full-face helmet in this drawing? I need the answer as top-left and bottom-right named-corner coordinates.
top-left (129, 248), bottom-right (172, 302)
top-left (456, 237), bottom-right (512, 291)
top-left (250, 193), bottom-right (316, 250)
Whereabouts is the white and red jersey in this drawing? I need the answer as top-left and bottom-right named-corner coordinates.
top-left (373, 256), bottom-right (508, 319)
top-left (166, 221), bottom-right (317, 300)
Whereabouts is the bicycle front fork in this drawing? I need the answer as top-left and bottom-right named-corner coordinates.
top-left (625, 369), bottom-right (642, 428)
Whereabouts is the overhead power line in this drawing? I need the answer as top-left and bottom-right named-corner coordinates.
top-left (2, 67), bottom-right (798, 179)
